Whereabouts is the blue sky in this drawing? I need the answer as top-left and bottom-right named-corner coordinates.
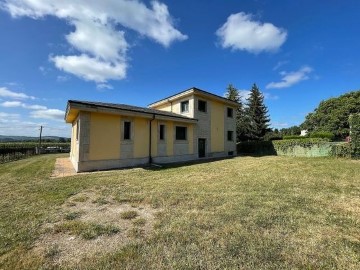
top-left (0, 0), bottom-right (359, 137)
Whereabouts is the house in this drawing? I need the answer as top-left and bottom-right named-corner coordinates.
top-left (65, 87), bottom-right (238, 172)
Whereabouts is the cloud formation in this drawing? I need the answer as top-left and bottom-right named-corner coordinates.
top-left (30, 109), bottom-right (64, 120)
top-left (0, 87), bottom-right (35, 100)
top-left (1, 0), bottom-right (187, 83)
top-left (266, 66), bottom-right (313, 89)
top-left (216, 12), bottom-right (287, 54)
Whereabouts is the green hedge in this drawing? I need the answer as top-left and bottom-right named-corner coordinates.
top-left (237, 138), bottom-right (351, 158)
top-left (350, 114), bottom-right (360, 159)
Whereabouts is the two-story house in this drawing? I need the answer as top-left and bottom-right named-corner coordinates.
top-left (65, 87), bottom-right (237, 172)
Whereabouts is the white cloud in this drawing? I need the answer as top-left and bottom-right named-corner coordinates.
top-left (0, 87), bottom-right (35, 100)
top-left (51, 54), bottom-right (127, 83)
top-left (266, 66), bottom-right (313, 89)
top-left (2, 0), bottom-right (187, 83)
top-left (1, 101), bottom-right (47, 110)
top-left (1, 101), bottom-right (23, 107)
top-left (30, 109), bottom-right (65, 120)
top-left (263, 92), bottom-right (279, 100)
top-left (216, 12), bottom-right (287, 54)
top-left (273, 61), bottom-right (288, 71)
top-left (56, 75), bottom-right (70, 82)
top-left (97, 83), bottom-right (114, 90)
top-left (0, 112), bottom-right (20, 123)
top-left (238, 90), bottom-right (251, 103)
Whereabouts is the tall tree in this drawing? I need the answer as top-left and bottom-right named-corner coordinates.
top-left (225, 84), bottom-right (248, 141)
top-left (301, 90), bottom-right (360, 138)
top-left (246, 83), bottom-right (271, 140)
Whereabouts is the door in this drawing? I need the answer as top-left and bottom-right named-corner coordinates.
top-left (198, 138), bottom-right (206, 158)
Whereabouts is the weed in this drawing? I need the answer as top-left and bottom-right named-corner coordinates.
top-left (132, 218), bottom-right (146, 227)
top-left (120, 210), bottom-right (138, 220)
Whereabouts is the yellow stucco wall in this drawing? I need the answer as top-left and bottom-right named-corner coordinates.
top-left (211, 101), bottom-right (225, 152)
top-left (89, 112), bottom-right (120, 160)
top-left (133, 117), bottom-right (150, 158)
top-left (166, 121), bottom-right (174, 156)
top-left (154, 104), bottom-right (172, 112)
top-left (151, 120), bottom-right (158, 157)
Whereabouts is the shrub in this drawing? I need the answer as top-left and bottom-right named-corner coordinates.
top-left (309, 131), bottom-right (335, 140)
top-left (283, 135), bottom-right (306, 140)
top-left (349, 114), bottom-right (360, 159)
top-left (330, 143), bottom-right (351, 158)
top-left (237, 141), bottom-right (276, 155)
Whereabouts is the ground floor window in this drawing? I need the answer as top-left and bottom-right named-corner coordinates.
top-left (160, 124), bottom-right (165, 140)
top-left (124, 121), bottom-right (131, 140)
top-left (227, 130), bottom-right (234, 141)
top-left (176, 126), bottom-right (187, 140)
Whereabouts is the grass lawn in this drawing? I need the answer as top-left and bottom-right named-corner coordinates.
top-left (0, 154), bottom-right (359, 269)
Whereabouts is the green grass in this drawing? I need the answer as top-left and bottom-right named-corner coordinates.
top-left (54, 221), bottom-right (120, 240)
top-left (0, 154), bottom-right (360, 269)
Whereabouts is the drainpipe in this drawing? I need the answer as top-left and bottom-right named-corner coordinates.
top-left (168, 99), bottom-right (173, 112)
top-left (149, 114), bottom-right (155, 164)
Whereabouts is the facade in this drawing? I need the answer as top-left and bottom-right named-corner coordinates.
top-left (65, 87), bottom-right (237, 172)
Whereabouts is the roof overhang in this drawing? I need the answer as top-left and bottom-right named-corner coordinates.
top-left (148, 87), bottom-right (239, 108)
top-left (65, 100), bottom-right (198, 124)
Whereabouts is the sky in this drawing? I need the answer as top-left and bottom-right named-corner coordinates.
top-left (0, 0), bottom-right (359, 137)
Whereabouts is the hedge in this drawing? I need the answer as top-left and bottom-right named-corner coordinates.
top-left (350, 114), bottom-right (360, 159)
top-left (237, 138), bottom-right (351, 158)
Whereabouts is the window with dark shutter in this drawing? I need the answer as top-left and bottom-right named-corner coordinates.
top-left (176, 126), bottom-right (187, 140)
top-left (180, 101), bottom-right (189, 113)
top-left (124, 121), bottom-right (131, 140)
top-left (198, 100), bottom-right (207, 112)
top-left (227, 108), bottom-right (233, 118)
top-left (160, 124), bottom-right (165, 140)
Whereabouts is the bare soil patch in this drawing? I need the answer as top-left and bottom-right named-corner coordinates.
top-left (51, 158), bottom-right (77, 178)
top-left (33, 190), bottom-right (158, 267)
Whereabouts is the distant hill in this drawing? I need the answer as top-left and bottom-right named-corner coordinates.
top-left (0, 135), bottom-right (70, 142)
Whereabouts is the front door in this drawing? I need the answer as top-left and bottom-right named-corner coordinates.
top-left (198, 138), bottom-right (206, 158)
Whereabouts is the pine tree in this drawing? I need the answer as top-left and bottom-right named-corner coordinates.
top-left (225, 84), bottom-right (247, 142)
top-left (246, 83), bottom-right (271, 140)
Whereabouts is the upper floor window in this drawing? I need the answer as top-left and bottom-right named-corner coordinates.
top-left (198, 100), bottom-right (207, 113)
top-left (159, 124), bottom-right (165, 140)
top-left (227, 107), bottom-right (233, 118)
top-left (227, 130), bottom-right (234, 141)
top-left (176, 126), bottom-right (187, 140)
top-left (181, 100), bottom-right (189, 113)
top-left (124, 121), bottom-right (131, 140)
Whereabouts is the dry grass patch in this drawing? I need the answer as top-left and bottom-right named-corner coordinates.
top-left (32, 190), bottom-right (158, 267)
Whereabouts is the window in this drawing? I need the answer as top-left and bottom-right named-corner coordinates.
top-left (227, 107), bottom-right (233, 118)
top-left (198, 100), bottom-right (207, 112)
top-left (159, 124), bottom-right (165, 140)
top-left (227, 130), bottom-right (234, 141)
top-left (180, 100), bottom-right (189, 113)
top-left (176, 126), bottom-right (187, 140)
top-left (124, 121), bottom-right (131, 140)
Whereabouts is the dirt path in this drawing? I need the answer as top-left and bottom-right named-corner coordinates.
top-left (51, 157), bottom-right (77, 178)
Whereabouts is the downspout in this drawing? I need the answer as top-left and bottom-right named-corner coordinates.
top-left (149, 114), bottom-right (155, 165)
top-left (168, 99), bottom-right (173, 112)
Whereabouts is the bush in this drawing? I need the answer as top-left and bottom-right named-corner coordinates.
top-left (237, 138), bottom-right (334, 157)
top-left (283, 135), bottom-right (305, 140)
top-left (264, 132), bottom-right (282, 141)
top-left (349, 114), bottom-right (360, 159)
top-left (237, 141), bottom-right (276, 156)
top-left (309, 131), bottom-right (335, 140)
top-left (330, 143), bottom-right (351, 158)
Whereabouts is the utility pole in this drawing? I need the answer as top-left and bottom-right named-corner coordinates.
top-left (39, 125), bottom-right (43, 148)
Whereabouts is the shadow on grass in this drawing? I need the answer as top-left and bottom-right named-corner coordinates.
top-left (145, 156), bottom-right (236, 171)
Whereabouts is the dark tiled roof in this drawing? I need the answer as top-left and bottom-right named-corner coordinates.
top-left (148, 87), bottom-right (239, 106)
top-left (68, 100), bottom-right (197, 121)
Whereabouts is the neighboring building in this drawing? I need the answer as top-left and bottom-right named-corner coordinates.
top-left (300, 130), bottom-right (308, 136)
top-left (65, 87), bottom-right (237, 172)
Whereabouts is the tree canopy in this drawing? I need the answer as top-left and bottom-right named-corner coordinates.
top-left (246, 84), bottom-right (271, 140)
top-left (301, 90), bottom-right (360, 138)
